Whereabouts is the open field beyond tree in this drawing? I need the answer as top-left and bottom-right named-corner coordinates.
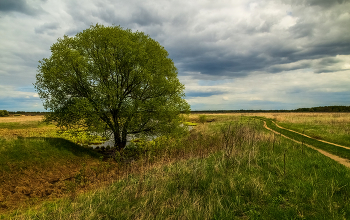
top-left (275, 113), bottom-right (350, 147)
top-left (1, 113), bottom-right (350, 219)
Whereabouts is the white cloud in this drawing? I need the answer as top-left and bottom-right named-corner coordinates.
top-left (0, 85), bottom-right (38, 98)
top-left (186, 69), bottom-right (350, 110)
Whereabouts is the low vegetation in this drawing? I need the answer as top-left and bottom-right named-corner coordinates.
top-left (0, 111), bottom-right (9, 117)
top-left (1, 114), bottom-right (350, 219)
top-left (262, 117), bottom-right (350, 160)
top-left (198, 114), bottom-right (207, 123)
top-left (274, 113), bottom-right (350, 147)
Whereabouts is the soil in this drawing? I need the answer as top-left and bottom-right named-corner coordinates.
top-left (0, 158), bottom-right (121, 214)
top-left (0, 150), bottom-right (172, 214)
top-left (263, 121), bottom-right (350, 168)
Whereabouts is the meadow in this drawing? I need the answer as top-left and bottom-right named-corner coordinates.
top-left (273, 113), bottom-right (350, 147)
top-left (1, 113), bottom-right (350, 219)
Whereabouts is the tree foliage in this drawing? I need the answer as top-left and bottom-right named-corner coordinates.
top-left (294, 106), bottom-right (350, 112)
top-left (0, 110), bottom-right (9, 117)
top-left (35, 24), bottom-right (190, 150)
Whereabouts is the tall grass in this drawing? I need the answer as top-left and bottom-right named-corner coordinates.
top-left (2, 115), bottom-right (350, 219)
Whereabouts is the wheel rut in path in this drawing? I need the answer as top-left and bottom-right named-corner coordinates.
top-left (272, 121), bottom-right (350, 151)
top-left (263, 121), bottom-right (350, 168)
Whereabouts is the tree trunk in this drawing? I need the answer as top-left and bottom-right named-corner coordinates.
top-left (121, 131), bottom-right (127, 150)
top-left (113, 131), bottom-right (126, 151)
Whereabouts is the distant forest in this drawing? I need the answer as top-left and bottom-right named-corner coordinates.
top-left (191, 106), bottom-right (350, 113)
top-left (7, 111), bottom-right (47, 116)
top-left (4, 106), bottom-right (350, 116)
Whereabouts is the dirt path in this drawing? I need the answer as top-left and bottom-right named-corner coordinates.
top-left (263, 121), bottom-right (350, 168)
top-left (272, 121), bottom-right (350, 150)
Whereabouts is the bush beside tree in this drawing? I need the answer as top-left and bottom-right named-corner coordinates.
top-left (0, 110), bottom-right (9, 117)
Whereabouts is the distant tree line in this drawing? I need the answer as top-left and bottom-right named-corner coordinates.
top-left (7, 111), bottom-right (48, 116)
top-left (190, 109), bottom-right (293, 114)
top-left (191, 106), bottom-right (350, 113)
top-left (293, 106), bottom-right (350, 112)
top-left (6, 106), bottom-right (350, 116)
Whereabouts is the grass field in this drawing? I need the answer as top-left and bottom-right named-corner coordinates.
top-left (274, 113), bottom-right (350, 147)
top-left (1, 114), bottom-right (350, 219)
top-left (0, 116), bottom-right (44, 123)
top-left (262, 117), bottom-right (350, 161)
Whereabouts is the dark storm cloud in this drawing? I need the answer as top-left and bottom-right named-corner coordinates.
top-left (296, 41), bottom-right (350, 60)
top-left (190, 1), bottom-right (349, 78)
top-left (93, 7), bottom-right (163, 29)
top-left (179, 55), bottom-right (264, 78)
top-left (284, 0), bottom-right (349, 8)
top-left (268, 62), bottom-right (311, 73)
top-left (0, 0), bottom-right (29, 13)
top-left (64, 1), bottom-right (172, 36)
top-left (308, 0), bottom-right (349, 7)
top-left (169, 3), bottom-right (349, 79)
top-left (35, 22), bottom-right (60, 34)
top-left (60, 0), bottom-right (350, 79)
top-left (97, 1), bottom-right (190, 27)
top-left (185, 90), bottom-right (225, 98)
top-left (312, 57), bottom-right (342, 73)
top-left (174, 39), bottom-right (307, 78)
top-left (288, 22), bottom-right (314, 39)
top-left (0, 0), bottom-right (43, 15)
top-left (4, 0), bottom-right (350, 81)
top-left (237, 19), bottom-right (277, 35)
top-left (129, 7), bottom-right (163, 26)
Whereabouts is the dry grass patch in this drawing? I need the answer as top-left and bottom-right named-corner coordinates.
top-left (0, 116), bottom-right (43, 123)
top-left (0, 127), bottom-right (58, 140)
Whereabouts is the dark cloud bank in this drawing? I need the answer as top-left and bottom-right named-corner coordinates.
top-left (61, 0), bottom-right (350, 80)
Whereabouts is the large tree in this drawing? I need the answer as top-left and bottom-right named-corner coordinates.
top-left (35, 24), bottom-right (190, 150)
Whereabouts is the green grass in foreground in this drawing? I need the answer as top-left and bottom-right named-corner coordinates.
top-left (0, 137), bottom-right (101, 173)
top-left (260, 117), bottom-right (350, 161)
top-left (3, 117), bottom-right (350, 219)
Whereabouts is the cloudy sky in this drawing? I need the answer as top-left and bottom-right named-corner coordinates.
top-left (1, 0), bottom-right (350, 111)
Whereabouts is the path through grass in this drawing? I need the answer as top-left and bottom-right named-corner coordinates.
top-left (259, 117), bottom-right (350, 161)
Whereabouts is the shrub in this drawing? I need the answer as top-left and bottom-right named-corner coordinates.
top-left (199, 115), bottom-right (207, 123)
top-left (0, 110), bottom-right (9, 117)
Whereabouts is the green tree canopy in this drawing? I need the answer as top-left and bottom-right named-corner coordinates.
top-left (35, 24), bottom-right (190, 150)
top-left (0, 110), bottom-right (9, 117)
